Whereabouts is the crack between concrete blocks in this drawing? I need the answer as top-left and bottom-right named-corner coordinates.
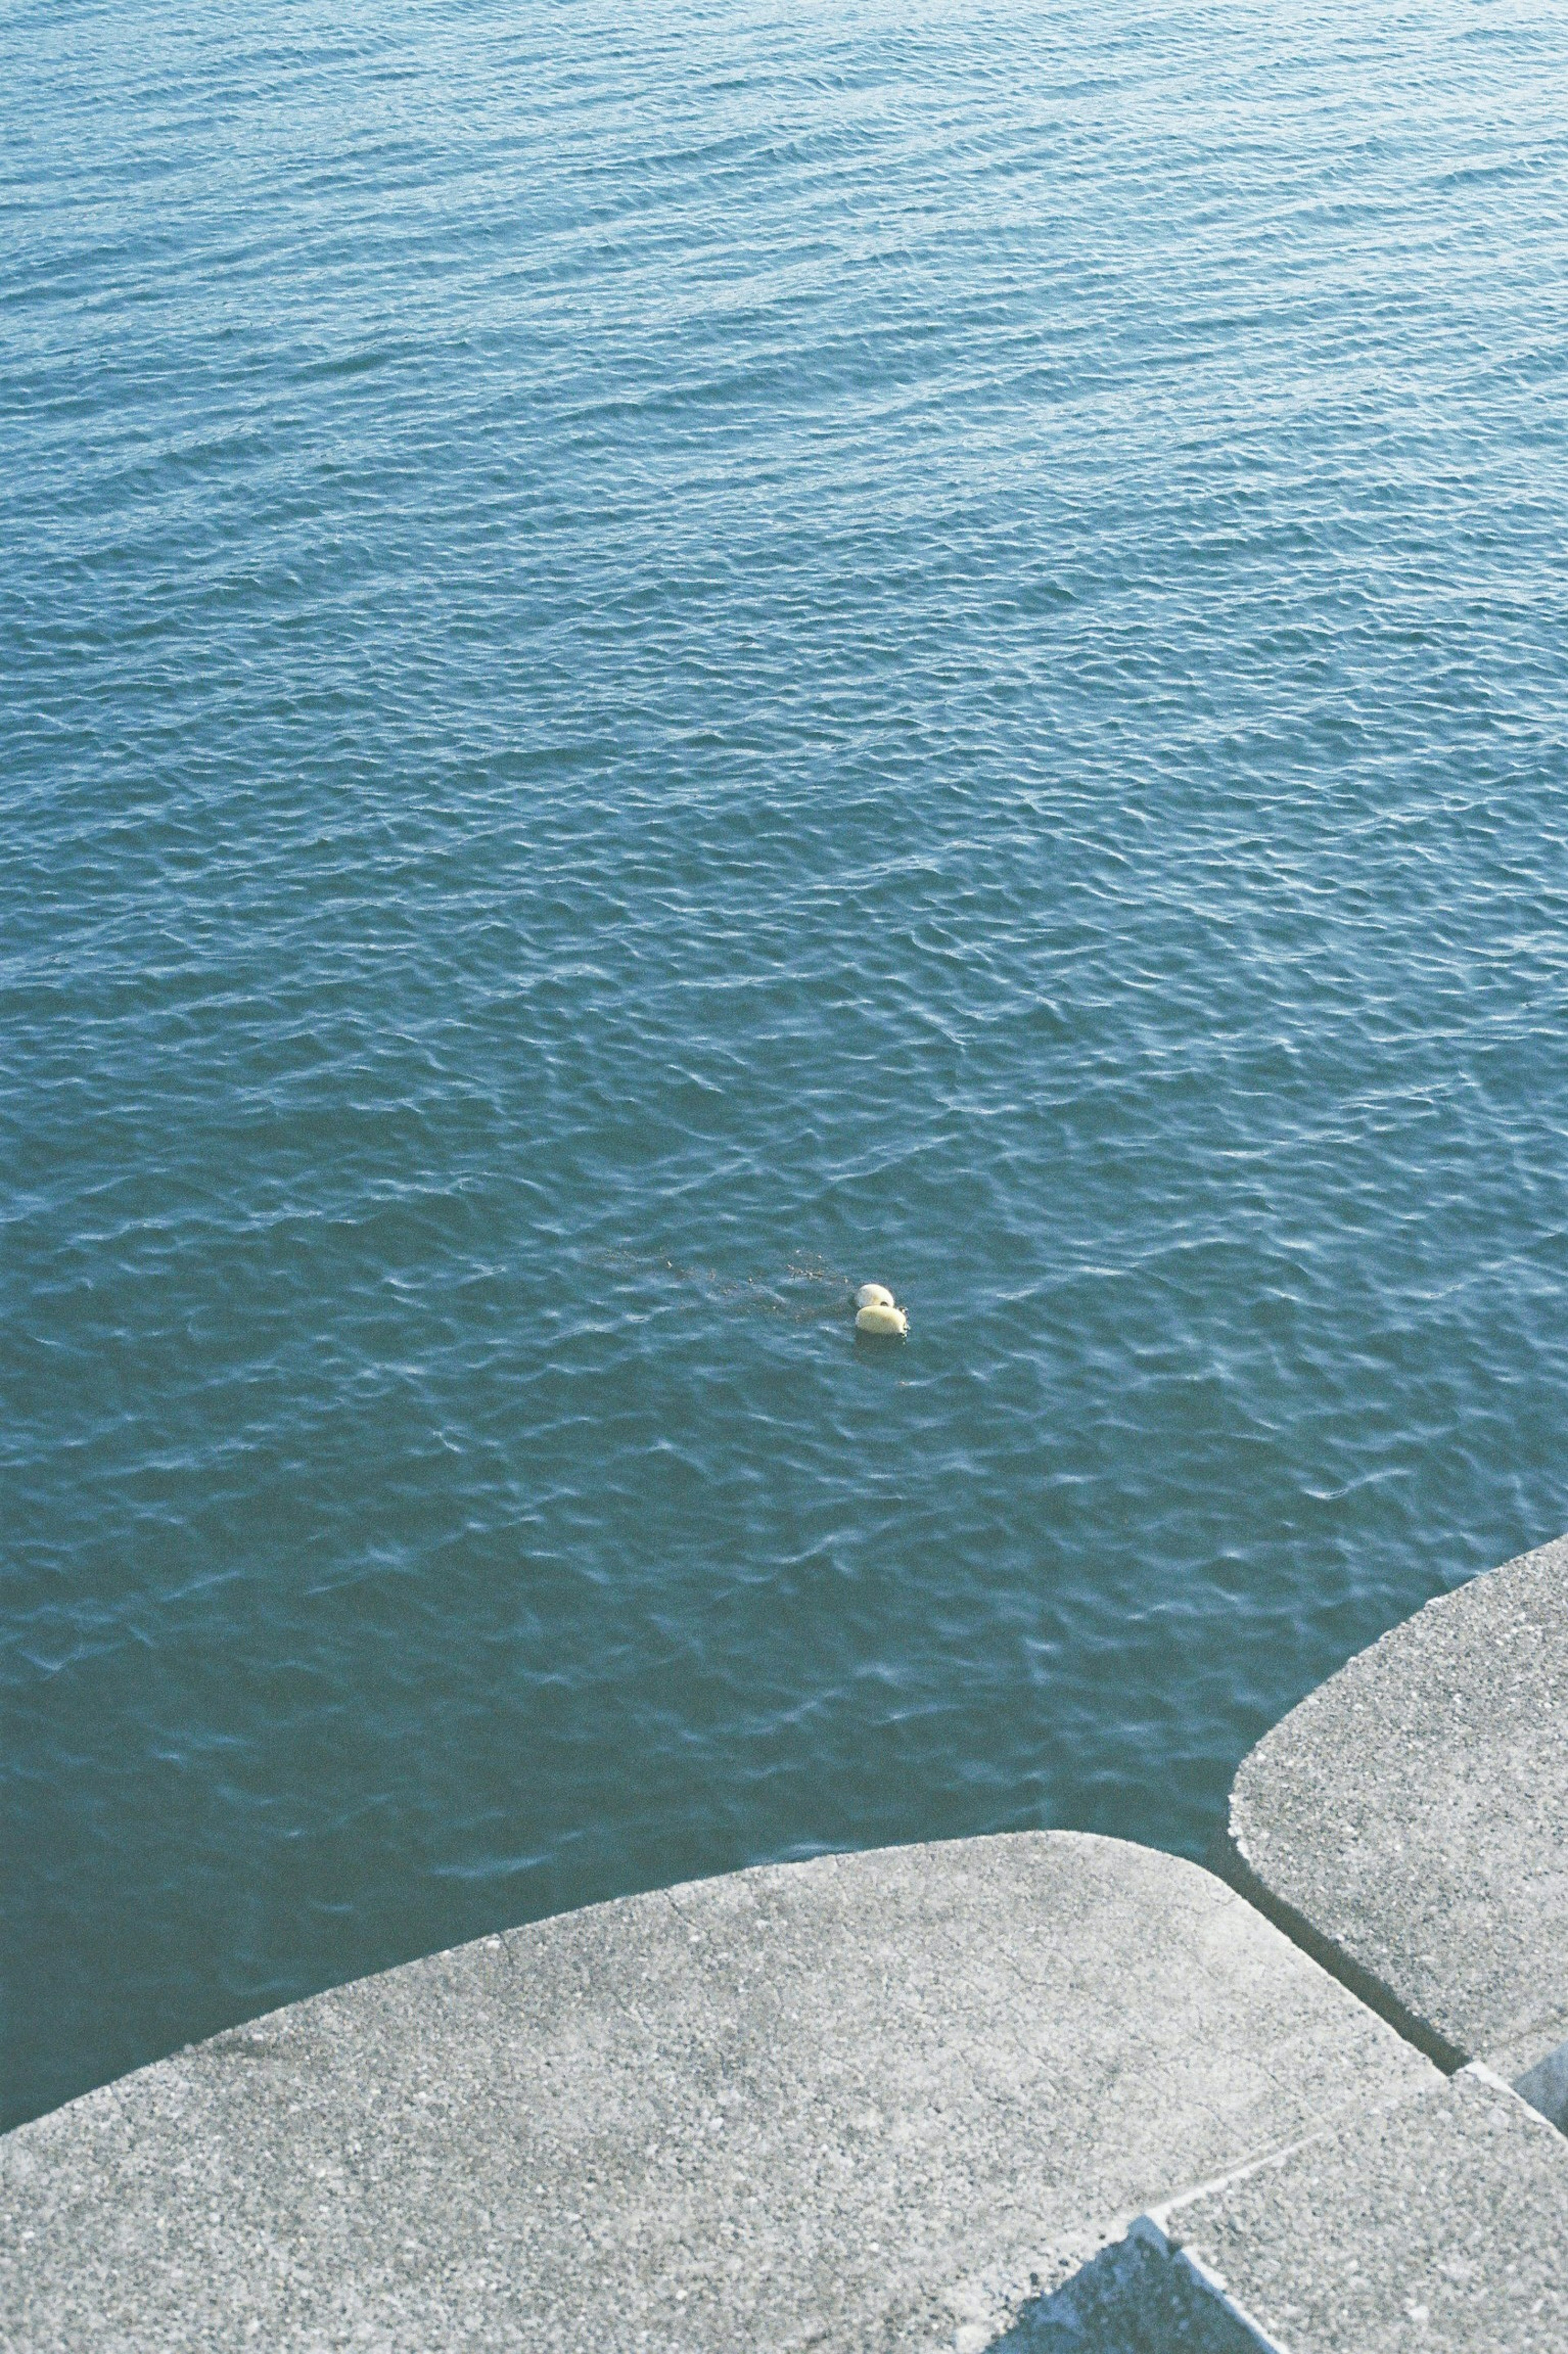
top-left (1206, 1818), bottom-right (1470, 2078)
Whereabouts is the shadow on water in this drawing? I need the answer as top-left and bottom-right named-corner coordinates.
top-left (584, 1245), bottom-right (857, 1324)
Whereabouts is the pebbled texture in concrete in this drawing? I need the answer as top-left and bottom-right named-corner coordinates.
top-left (1154, 2065), bottom-right (1568, 2354)
top-left (0, 1832), bottom-right (1431, 2354)
top-left (1224, 1532), bottom-right (1568, 2082)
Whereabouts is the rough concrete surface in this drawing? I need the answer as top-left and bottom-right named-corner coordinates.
top-left (1224, 1532), bottom-right (1568, 2083)
top-left (1153, 2065), bottom-right (1568, 2354)
top-left (0, 1832), bottom-right (1430, 2354)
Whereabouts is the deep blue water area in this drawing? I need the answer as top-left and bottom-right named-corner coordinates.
top-left (6, 0), bottom-right (1568, 2131)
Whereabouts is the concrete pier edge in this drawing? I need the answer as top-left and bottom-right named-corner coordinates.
top-left (6, 1530), bottom-right (1568, 2351)
top-left (1218, 1530), bottom-right (1568, 2099)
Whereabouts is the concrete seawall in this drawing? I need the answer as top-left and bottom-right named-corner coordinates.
top-left (5, 1536), bottom-right (1567, 2351)
top-left (1220, 1532), bottom-right (1568, 2108)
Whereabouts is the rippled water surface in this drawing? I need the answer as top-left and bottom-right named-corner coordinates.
top-left (7, 0), bottom-right (1568, 2129)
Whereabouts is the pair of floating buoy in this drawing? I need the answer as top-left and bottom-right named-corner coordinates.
top-left (854, 1282), bottom-right (908, 1338)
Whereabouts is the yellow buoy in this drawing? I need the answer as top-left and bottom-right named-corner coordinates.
top-left (855, 1300), bottom-right (908, 1337)
top-left (855, 1283), bottom-right (895, 1310)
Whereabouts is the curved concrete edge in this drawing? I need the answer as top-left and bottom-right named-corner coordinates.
top-left (0, 1831), bottom-right (1434, 2354)
top-left (1218, 1532), bottom-right (1568, 2087)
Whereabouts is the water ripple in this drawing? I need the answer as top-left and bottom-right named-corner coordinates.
top-left (5, 0), bottom-right (1568, 2129)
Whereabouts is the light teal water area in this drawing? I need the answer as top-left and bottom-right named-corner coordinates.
top-left (6, 0), bottom-right (1568, 2129)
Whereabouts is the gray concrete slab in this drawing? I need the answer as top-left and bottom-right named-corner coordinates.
top-left (1148, 2065), bottom-right (1568, 2354)
top-left (0, 1832), bottom-right (1431, 2354)
top-left (1221, 1532), bottom-right (1568, 2084)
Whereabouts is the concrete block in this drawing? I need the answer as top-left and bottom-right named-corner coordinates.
top-left (1148, 2064), bottom-right (1568, 2354)
top-left (0, 1832), bottom-right (1430, 2354)
top-left (1222, 1532), bottom-right (1568, 2087)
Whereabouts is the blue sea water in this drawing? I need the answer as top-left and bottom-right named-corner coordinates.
top-left (5, 0), bottom-right (1568, 2131)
